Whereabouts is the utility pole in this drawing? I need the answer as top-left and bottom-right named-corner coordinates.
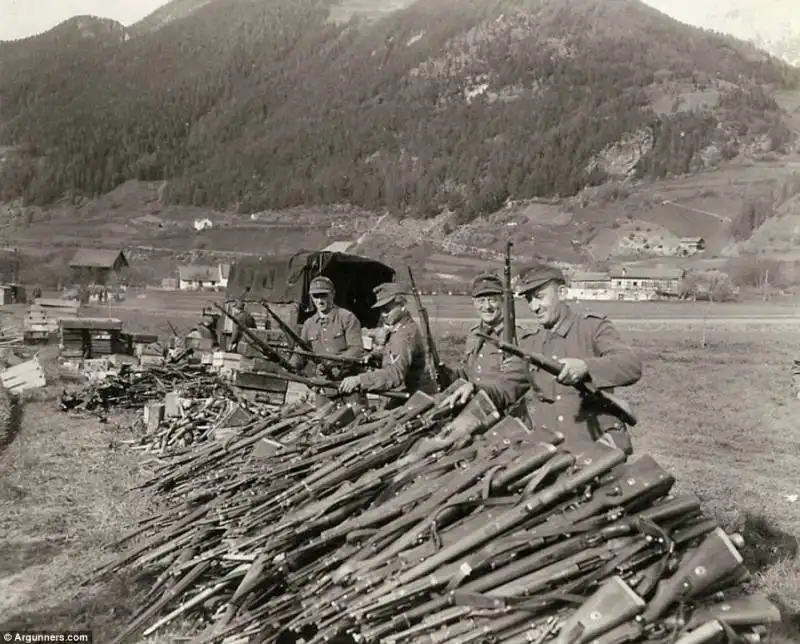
top-left (762, 267), bottom-right (769, 302)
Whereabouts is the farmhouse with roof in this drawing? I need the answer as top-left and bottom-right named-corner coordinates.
top-left (567, 266), bottom-right (684, 301)
top-left (178, 263), bottom-right (230, 290)
top-left (69, 249), bottom-right (129, 286)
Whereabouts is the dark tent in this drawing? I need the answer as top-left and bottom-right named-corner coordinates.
top-left (226, 250), bottom-right (395, 328)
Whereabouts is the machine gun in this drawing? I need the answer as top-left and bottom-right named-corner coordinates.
top-left (407, 267), bottom-right (448, 392)
top-left (475, 333), bottom-right (638, 427)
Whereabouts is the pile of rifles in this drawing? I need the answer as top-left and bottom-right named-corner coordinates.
top-left (92, 374), bottom-right (789, 644)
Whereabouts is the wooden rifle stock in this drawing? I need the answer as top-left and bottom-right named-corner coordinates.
top-left (266, 371), bottom-right (410, 401)
top-left (407, 266), bottom-right (448, 391)
top-left (504, 240), bottom-right (517, 345)
top-left (476, 332), bottom-right (638, 427)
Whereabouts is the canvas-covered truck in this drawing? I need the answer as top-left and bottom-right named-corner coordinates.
top-left (225, 249), bottom-right (395, 331)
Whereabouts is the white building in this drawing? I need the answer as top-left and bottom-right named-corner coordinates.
top-left (177, 264), bottom-right (230, 290)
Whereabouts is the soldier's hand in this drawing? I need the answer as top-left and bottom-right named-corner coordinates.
top-left (338, 376), bottom-right (362, 394)
top-left (557, 358), bottom-right (589, 385)
top-left (442, 382), bottom-right (475, 409)
top-left (315, 363), bottom-right (328, 378)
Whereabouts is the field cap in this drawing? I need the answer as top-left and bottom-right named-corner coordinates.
top-left (516, 263), bottom-right (566, 295)
top-left (309, 276), bottom-right (334, 295)
top-left (372, 282), bottom-right (404, 308)
top-left (471, 273), bottom-right (504, 297)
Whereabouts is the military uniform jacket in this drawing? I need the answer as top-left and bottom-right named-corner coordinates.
top-left (454, 320), bottom-right (530, 400)
top-left (482, 303), bottom-right (642, 444)
top-left (358, 312), bottom-right (434, 394)
top-left (289, 306), bottom-right (364, 371)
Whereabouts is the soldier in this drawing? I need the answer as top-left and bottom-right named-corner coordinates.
top-left (339, 283), bottom-right (435, 405)
top-left (446, 262), bottom-right (642, 453)
top-left (444, 272), bottom-right (530, 398)
top-left (228, 300), bottom-right (257, 352)
top-left (289, 276), bottom-right (366, 407)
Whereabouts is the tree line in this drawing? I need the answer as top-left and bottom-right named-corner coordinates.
top-left (0, 0), bottom-right (798, 223)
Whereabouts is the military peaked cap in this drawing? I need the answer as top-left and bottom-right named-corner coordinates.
top-left (309, 276), bottom-right (335, 294)
top-left (516, 263), bottom-right (566, 295)
top-left (471, 273), bottom-right (504, 297)
top-left (372, 282), bottom-right (405, 308)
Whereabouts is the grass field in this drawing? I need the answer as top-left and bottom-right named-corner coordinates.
top-left (0, 319), bottom-right (799, 642)
top-left (89, 287), bottom-right (800, 324)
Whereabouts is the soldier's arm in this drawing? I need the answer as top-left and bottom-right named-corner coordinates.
top-left (340, 311), bottom-right (366, 359)
top-left (475, 354), bottom-right (531, 410)
top-left (585, 319), bottom-right (642, 388)
top-left (358, 327), bottom-right (416, 392)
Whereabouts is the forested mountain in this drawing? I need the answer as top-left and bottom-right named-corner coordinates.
top-left (1, 0), bottom-right (798, 222)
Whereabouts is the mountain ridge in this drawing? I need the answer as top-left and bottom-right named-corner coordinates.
top-left (1, 0), bottom-right (800, 281)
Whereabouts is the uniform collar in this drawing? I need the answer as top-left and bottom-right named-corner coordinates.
top-left (480, 319), bottom-right (505, 335)
top-left (550, 302), bottom-right (575, 337)
top-left (385, 309), bottom-right (411, 332)
top-left (315, 306), bottom-right (338, 321)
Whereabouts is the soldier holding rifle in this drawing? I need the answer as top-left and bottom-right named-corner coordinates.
top-left (444, 272), bottom-right (530, 392)
top-left (446, 262), bottom-right (642, 453)
top-left (339, 283), bottom-right (435, 405)
top-left (288, 276), bottom-right (366, 407)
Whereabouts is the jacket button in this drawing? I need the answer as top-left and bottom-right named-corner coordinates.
top-left (558, 415), bottom-right (564, 422)
top-left (552, 355), bottom-right (558, 360)
top-left (556, 395), bottom-right (561, 401)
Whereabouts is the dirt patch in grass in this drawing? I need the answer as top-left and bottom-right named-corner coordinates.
top-left (0, 396), bottom-right (156, 639)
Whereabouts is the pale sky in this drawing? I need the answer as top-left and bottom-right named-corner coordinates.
top-left (1, 1), bottom-right (796, 43)
top-left (0, 0), bottom-right (169, 40)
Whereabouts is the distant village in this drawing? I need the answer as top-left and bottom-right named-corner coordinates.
top-left (7, 237), bottom-right (708, 305)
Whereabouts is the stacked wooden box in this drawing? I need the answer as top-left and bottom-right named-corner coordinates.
top-left (59, 318), bottom-right (124, 359)
top-left (239, 329), bottom-right (285, 358)
top-left (233, 357), bottom-right (289, 406)
top-left (24, 299), bottom-right (79, 343)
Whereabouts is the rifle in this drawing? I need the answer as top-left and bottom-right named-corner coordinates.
top-left (475, 332), bottom-right (638, 427)
top-left (211, 303), bottom-right (295, 372)
top-left (267, 371), bottom-right (410, 401)
top-left (407, 267), bottom-right (448, 392)
top-left (167, 320), bottom-right (180, 338)
top-left (270, 345), bottom-right (376, 369)
top-left (259, 299), bottom-right (311, 351)
top-left (504, 240), bottom-right (517, 345)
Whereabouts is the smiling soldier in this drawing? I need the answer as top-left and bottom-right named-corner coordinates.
top-left (445, 272), bottom-right (530, 400)
top-left (446, 263), bottom-right (643, 452)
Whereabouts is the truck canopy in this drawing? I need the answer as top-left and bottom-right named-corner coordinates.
top-left (226, 250), bottom-right (396, 328)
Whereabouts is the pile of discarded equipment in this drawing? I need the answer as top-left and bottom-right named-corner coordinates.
top-left (90, 381), bottom-right (785, 644)
top-left (59, 351), bottom-right (230, 415)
